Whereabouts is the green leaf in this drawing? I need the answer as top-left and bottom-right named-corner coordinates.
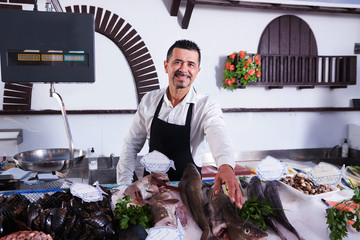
top-left (114, 195), bottom-right (152, 230)
top-left (236, 195), bottom-right (275, 231)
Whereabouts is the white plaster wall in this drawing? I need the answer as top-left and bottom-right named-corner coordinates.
top-left (1, 0), bottom-right (360, 160)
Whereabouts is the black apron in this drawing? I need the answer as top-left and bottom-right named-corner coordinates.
top-left (147, 95), bottom-right (201, 181)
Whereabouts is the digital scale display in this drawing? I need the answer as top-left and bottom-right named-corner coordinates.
top-left (0, 9), bottom-right (95, 83)
top-left (8, 50), bottom-right (89, 66)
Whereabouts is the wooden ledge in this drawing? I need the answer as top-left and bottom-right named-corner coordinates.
top-left (1, 107), bottom-right (359, 115)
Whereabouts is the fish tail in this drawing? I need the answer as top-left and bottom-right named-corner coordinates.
top-left (199, 228), bottom-right (212, 240)
top-left (266, 218), bottom-right (287, 240)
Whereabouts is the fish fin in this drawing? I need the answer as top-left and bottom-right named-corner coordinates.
top-left (150, 176), bottom-right (170, 187)
top-left (165, 185), bottom-right (179, 191)
top-left (163, 199), bottom-right (180, 204)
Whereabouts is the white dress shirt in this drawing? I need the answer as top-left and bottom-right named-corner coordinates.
top-left (116, 86), bottom-right (235, 184)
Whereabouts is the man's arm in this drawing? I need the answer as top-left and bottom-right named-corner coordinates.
top-left (202, 100), bottom-right (243, 208)
top-left (116, 103), bottom-right (148, 184)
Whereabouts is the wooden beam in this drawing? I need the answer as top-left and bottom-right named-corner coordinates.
top-left (1, 107), bottom-right (360, 115)
top-left (172, 0), bottom-right (360, 29)
top-left (170, 0), bottom-right (181, 16)
top-left (182, 0), bottom-right (195, 29)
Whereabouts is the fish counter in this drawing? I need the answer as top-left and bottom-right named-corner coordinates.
top-left (0, 163), bottom-right (360, 240)
top-left (109, 168), bottom-right (359, 240)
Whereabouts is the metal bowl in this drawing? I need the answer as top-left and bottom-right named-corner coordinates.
top-left (12, 148), bottom-right (86, 173)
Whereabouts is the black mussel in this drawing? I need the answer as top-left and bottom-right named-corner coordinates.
top-left (63, 214), bottom-right (77, 236)
top-left (51, 208), bottom-right (67, 234)
top-left (0, 214), bottom-right (4, 236)
top-left (66, 220), bottom-right (85, 240)
top-left (105, 224), bottom-right (116, 238)
top-left (27, 202), bottom-right (41, 227)
top-left (45, 213), bottom-right (53, 234)
top-left (84, 215), bottom-right (109, 229)
top-left (13, 219), bottom-right (31, 231)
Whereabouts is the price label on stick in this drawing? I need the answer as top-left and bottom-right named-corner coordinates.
top-left (255, 156), bottom-right (286, 181)
top-left (307, 162), bottom-right (341, 185)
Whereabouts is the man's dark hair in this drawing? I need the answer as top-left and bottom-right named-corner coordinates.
top-left (166, 40), bottom-right (201, 66)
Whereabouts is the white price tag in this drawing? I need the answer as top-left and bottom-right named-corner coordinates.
top-left (140, 150), bottom-right (176, 173)
top-left (307, 162), bottom-right (341, 185)
top-left (70, 183), bottom-right (103, 202)
top-left (256, 155), bottom-right (286, 181)
top-left (146, 218), bottom-right (185, 240)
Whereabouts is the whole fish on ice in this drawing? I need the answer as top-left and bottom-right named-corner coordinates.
top-left (179, 163), bottom-right (213, 240)
top-left (264, 180), bottom-right (303, 240)
top-left (203, 183), bottom-right (268, 240)
top-left (123, 173), bottom-right (170, 203)
top-left (247, 176), bottom-right (286, 240)
top-left (150, 191), bottom-right (187, 228)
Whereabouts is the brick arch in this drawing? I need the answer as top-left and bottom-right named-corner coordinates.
top-left (65, 5), bottom-right (160, 103)
top-left (2, 5), bottom-right (160, 110)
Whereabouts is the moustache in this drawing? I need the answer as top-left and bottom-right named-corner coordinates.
top-left (174, 70), bottom-right (191, 79)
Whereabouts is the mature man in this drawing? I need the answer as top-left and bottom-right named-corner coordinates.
top-left (117, 39), bottom-right (243, 208)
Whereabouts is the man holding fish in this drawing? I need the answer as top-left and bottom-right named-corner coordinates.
top-left (117, 39), bottom-right (243, 209)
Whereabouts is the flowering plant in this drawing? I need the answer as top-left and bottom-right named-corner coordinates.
top-left (223, 51), bottom-right (261, 90)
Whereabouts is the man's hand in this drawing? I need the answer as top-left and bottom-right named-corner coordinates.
top-left (214, 164), bottom-right (244, 209)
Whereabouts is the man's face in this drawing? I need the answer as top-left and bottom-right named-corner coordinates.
top-left (164, 48), bottom-right (201, 89)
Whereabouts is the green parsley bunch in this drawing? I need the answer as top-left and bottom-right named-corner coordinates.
top-left (114, 195), bottom-right (152, 230)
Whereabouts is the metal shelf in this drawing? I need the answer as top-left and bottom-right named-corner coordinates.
top-left (0, 129), bottom-right (23, 145)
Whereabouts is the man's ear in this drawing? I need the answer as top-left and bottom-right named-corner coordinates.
top-left (164, 60), bottom-right (169, 73)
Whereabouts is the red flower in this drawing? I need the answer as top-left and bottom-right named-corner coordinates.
top-left (247, 58), bottom-right (252, 64)
top-left (230, 53), bottom-right (236, 60)
top-left (231, 78), bottom-right (236, 83)
top-left (244, 63), bottom-right (249, 68)
top-left (239, 51), bottom-right (245, 59)
top-left (225, 78), bottom-right (232, 86)
top-left (230, 65), bottom-right (235, 71)
top-left (256, 71), bottom-right (261, 78)
top-left (256, 60), bottom-right (261, 66)
top-left (248, 69), bottom-right (255, 76)
top-left (254, 55), bottom-right (260, 61)
top-left (244, 74), bottom-right (249, 80)
top-left (225, 61), bottom-right (231, 70)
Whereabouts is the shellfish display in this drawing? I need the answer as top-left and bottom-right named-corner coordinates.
top-left (0, 189), bottom-right (116, 240)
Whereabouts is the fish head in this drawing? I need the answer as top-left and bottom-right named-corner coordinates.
top-left (150, 194), bottom-right (179, 227)
top-left (227, 222), bottom-right (268, 240)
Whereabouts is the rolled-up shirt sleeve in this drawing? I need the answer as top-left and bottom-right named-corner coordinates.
top-left (117, 102), bottom-right (148, 184)
top-left (202, 100), bottom-right (235, 169)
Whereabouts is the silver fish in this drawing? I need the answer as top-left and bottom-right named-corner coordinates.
top-left (264, 180), bottom-right (303, 240)
top-left (204, 183), bottom-right (268, 240)
top-left (124, 173), bottom-right (170, 203)
top-left (247, 176), bottom-right (286, 240)
top-left (179, 163), bottom-right (213, 240)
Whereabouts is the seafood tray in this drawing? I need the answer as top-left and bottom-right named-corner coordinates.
top-left (278, 174), bottom-right (339, 201)
top-left (0, 186), bottom-right (117, 240)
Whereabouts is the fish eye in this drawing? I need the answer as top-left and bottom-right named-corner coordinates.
top-left (244, 228), bottom-right (251, 235)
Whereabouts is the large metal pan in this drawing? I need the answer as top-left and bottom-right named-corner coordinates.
top-left (12, 148), bottom-right (86, 173)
